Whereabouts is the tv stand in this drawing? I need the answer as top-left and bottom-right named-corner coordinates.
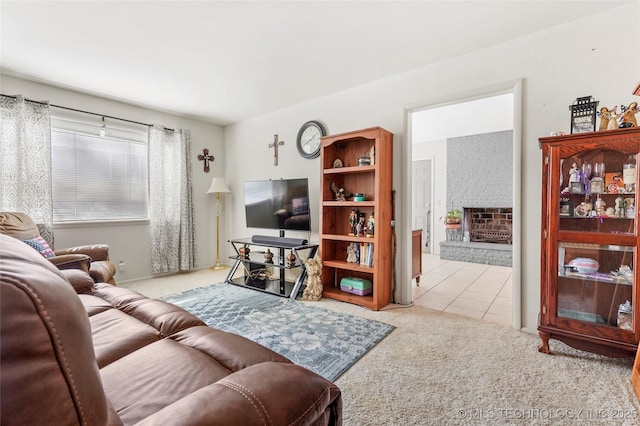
top-left (225, 238), bottom-right (318, 300)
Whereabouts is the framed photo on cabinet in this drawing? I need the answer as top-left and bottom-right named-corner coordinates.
top-left (559, 199), bottom-right (573, 217)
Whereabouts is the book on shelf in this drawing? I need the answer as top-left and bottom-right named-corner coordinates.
top-left (358, 243), bottom-right (374, 267)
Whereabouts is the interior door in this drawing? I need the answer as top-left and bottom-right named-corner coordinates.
top-left (412, 159), bottom-right (432, 254)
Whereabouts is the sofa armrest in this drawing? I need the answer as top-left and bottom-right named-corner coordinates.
top-left (55, 244), bottom-right (110, 262)
top-left (89, 261), bottom-right (117, 285)
top-left (49, 253), bottom-right (91, 273)
top-left (136, 362), bottom-right (342, 426)
top-left (60, 269), bottom-right (95, 294)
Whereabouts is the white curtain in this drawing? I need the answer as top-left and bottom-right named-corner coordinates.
top-left (0, 95), bottom-right (54, 245)
top-left (148, 125), bottom-right (196, 273)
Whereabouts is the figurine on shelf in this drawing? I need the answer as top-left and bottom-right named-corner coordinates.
top-left (356, 213), bottom-right (366, 237)
top-left (330, 181), bottom-right (353, 202)
top-left (238, 245), bottom-right (250, 258)
top-left (286, 250), bottom-right (297, 267)
top-left (264, 248), bottom-right (274, 263)
top-left (346, 243), bottom-right (356, 263)
top-left (598, 107), bottom-right (613, 131)
top-left (608, 106), bottom-right (620, 130)
top-left (369, 145), bottom-right (375, 165)
top-left (626, 198), bottom-right (635, 218)
top-left (616, 196), bottom-right (625, 217)
top-left (366, 212), bottom-right (375, 237)
top-left (620, 102), bottom-right (638, 128)
top-left (569, 163), bottom-right (580, 183)
top-left (594, 195), bottom-right (606, 216)
top-left (348, 209), bottom-right (358, 236)
top-left (302, 256), bottom-right (323, 301)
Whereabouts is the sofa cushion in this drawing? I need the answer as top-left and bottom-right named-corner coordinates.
top-left (172, 326), bottom-right (290, 371)
top-left (92, 283), bottom-right (205, 335)
top-left (101, 338), bottom-right (236, 425)
top-left (90, 309), bottom-right (162, 368)
top-left (79, 293), bottom-right (114, 316)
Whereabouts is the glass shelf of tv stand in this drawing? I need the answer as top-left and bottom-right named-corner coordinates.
top-left (224, 238), bottom-right (318, 300)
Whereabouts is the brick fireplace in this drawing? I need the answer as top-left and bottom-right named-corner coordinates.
top-left (464, 207), bottom-right (513, 244)
top-left (439, 130), bottom-right (513, 266)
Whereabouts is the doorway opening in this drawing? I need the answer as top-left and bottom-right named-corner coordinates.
top-left (405, 84), bottom-right (521, 329)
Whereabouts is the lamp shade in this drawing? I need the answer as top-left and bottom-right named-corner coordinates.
top-left (207, 177), bottom-right (231, 194)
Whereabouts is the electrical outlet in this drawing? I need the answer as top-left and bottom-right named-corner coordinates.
top-left (118, 260), bottom-right (125, 272)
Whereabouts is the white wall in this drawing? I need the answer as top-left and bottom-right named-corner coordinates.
top-left (1, 74), bottom-right (225, 282)
top-left (413, 139), bottom-right (447, 253)
top-left (413, 93), bottom-right (513, 143)
top-left (224, 3), bottom-right (640, 331)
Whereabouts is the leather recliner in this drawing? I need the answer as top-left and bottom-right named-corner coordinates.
top-left (0, 211), bottom-right (116, 284)
top-left (0, 234), bottom-right (342, 425)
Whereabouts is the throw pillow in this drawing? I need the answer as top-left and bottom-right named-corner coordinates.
top-left (23, 236), bottom-right (56, 258)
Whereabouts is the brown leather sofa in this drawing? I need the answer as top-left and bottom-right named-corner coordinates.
top-left (0, 211), bottom-right (117, 284)
top-left (0, 234), bottom-right (342, 425)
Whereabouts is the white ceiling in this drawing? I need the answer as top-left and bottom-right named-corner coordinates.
top-left (1, 1), bottom-right (629, 126)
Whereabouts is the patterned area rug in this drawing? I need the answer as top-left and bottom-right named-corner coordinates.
top-left (162, 283), bottom-right (395, 381)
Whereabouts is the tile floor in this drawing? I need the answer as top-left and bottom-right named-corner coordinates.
top-left (122, 254), bottom-right (513, 326)
top-left (412, 253), bottom-right (513, 326)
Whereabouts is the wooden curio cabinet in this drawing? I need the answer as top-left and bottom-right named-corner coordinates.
top-left (319, 127), bottom-right (393, 311)
top-left (539, 127), bottom-right (640, 357)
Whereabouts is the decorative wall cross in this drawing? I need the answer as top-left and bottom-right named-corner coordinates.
top-left (268, 134), bottom-right (284, 166)
top-left (197, 148), bottom-right (215, 172)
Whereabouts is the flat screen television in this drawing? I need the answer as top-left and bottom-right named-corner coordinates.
top-left (243, 178), bottom-right (311, 232)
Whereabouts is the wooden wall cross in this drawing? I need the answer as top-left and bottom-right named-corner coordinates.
top-left (197, 148), bottom-right (215, 172)
top-left (268, 134), bottom-right (284, 166)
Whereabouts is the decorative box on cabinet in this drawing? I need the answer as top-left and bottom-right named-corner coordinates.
top-left (538, 127), bottom-right (640, 358)
top-left (319, 127), bottom-right (393, 311)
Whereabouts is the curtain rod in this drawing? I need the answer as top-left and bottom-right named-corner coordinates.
top-left (1, 93), bottom-right (175, 131)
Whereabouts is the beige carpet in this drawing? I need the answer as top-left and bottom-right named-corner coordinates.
top-left (123, 272), bottom-right (640, 425)
top-left (308, 298), bottom-right (640, 425)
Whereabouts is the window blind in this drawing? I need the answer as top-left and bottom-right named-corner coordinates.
top-left (51, 129), bottom-right (148, 221)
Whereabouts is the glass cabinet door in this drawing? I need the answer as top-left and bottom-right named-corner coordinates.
top-left (557, 242), bottom-right (634, 330)
top-left (558, 150), bottom-right (636, 234)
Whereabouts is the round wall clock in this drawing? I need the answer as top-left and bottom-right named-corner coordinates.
top-left (296, 120), bottom-right (326, 159)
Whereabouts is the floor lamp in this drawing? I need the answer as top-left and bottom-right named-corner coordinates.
top-left (207, 177), bottom-right (231, 270)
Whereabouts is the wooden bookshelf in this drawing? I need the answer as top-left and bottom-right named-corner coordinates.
top-left (319, 127), bottom-right (393, 310)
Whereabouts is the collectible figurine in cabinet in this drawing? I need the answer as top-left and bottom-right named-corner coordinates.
top-left (626, 198), bottom-right (635, 218)
top-left (349, 209), bottom-right (358, 236)
top-left (367, 212), bottom-right (375, 237)
top-left (616, 196), bottom-right (625, 217)
top-left (356, 213), bottom-right (366, 237)
top-left (264, 249), bottom-right (274, 263)
top-left (569, 163), bottom-right (580, 183)
top-left (594, 195), bottom-right (606, 216)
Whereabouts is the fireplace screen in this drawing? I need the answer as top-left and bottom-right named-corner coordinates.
top-left (464, 208), bottom-right (513, 244)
